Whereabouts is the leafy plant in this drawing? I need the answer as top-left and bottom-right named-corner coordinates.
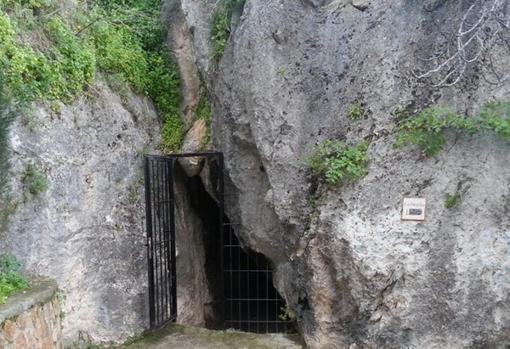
top-left (21, 163), bottom-right (47, 196)
top-left (478, 100), bottom-right (510, 139)
top-left (444, 193), bottom-right (462, 209)
top-left (348, 102), bottom-right (364, 120)
top-left (395, 106), bottom-right (477, 157)
top-left (444, 178), bottom-right (472, 209)
top-left (0, 254), bottom-right (28, 304)
top-left (210, 0), bottom-right (245, 63)
top-left (306, 139), bottom-right (369, 185)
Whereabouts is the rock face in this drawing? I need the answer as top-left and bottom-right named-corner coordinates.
top-left (169, 0), bottom-right (510, 348)
top-left (2, 78), bottom-right (161, 346)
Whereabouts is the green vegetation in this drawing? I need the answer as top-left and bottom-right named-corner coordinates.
top-left (348, 102), bottom-right (365, 120)
top-left (0, 0), bottom-right (184, 155)
top-left (306, 139), bottom-right (369, 185)
top-left (395, 106), bottom-right (477, 157)
top-left (444, 193), bottom-right (461, 209)
top-left (444, 178), bottom-right (472, 209)
top-left (210, 0), bottom-right (245, 63)
top-left (196, 94), bottom-right (212, 150)
top-left (21, 163), bottom-right (47, 196)
top-left (395, 101), bottom-right (510, 157)
top-left (0, 254), bottom-right (28, 304)
top-left (478, 100), bottom-right (510, 139)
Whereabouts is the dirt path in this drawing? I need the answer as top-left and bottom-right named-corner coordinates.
top-left (120, 324), bottom-right (306, 349)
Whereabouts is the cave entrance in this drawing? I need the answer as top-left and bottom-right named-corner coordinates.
top-left (144, 153), bottom-right (292, 333)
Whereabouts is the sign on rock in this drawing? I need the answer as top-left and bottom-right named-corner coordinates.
top-left (402, 198), bottom-right (426, 221)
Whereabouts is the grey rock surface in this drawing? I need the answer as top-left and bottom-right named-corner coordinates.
top-left (3, 78), bottom-right (161, 346)
top-left (169, 0), bottom-right (510, 348)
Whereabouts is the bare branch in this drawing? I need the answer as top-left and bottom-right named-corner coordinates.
top-left (413, 0), bottom-right (510, 87)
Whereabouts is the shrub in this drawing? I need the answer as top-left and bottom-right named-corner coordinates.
top-left (395, 106), bottom-right (478, 157)
top-left (306, 139), bottom-right (369, 185)
top-left (45, 16), bottom-right (96, 101)
top-left (210, 0), bottom-right (245, 63)
top-left (348, 102), bottom-right (364, 120)
top-left (88, 12), bottom-right (148, 93)
top-left (0, 254), bottom-right (28, 304)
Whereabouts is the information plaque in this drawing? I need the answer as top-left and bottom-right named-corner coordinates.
top-left (402, 198), bottom-right (426, 221)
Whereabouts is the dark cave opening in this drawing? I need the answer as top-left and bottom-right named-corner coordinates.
top-left (184, 160), bottom-right (293, 333)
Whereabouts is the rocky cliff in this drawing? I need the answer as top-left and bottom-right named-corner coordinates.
top-left (169, 0), bottom-right (510, 347)
top-left (1, 0), bottom-right (509, 348)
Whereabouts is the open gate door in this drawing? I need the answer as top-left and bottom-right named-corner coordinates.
top-left (144, 155), bottom-right (177, 329)
top-left (144, 153), bottom-right (225, 330)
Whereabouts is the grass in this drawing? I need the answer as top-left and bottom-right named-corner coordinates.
top-left (0, 254), bottom-right (28, 304)
top-left (306, 139), bottom-right (369, 185)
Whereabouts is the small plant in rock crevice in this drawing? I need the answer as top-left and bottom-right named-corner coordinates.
top-left (0, 254), bottom-right (28, 304)
top-left (196, 93), bottom-right (212, 150)
top-left (21, 163), bottom-right (47, 197)
top-left (444, 193), bottom-right (462, 209)
top-left (444, 178), bottom-right (472, 209)
top-left (210, 0), bottom-right (246, 64)
top-left (348, 102), bottom-right (365, 120)
top-left (306, 139), bottom-right (369, 185)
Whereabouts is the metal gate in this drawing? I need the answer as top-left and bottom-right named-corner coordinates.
top-left (144, 153), bottom-right (224, 330)
top-left (144, 152), bottom-right (291, 332)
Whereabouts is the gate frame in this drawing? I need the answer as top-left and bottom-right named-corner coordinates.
top-left (144, 152), bottom-right (224, 330)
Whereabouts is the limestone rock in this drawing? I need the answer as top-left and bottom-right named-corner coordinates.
top-left (168, 0), bottom-right (510, 347)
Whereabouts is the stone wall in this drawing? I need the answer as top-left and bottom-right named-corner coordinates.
top-left (0, 278), bottom-right (62, 349)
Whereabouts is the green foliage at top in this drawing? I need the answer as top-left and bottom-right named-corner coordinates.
top-left (146, 54), bottom-right (182, 152)
top-left (395, 106), bottom-right (477, 157)
top-left (348, 102), bottom-right (364, 120)
top-left (210, 0), bottom-right (245, 63)
top-left (21, 163), bottom-right (47, 196)
top-left (395, 101), bottom-right (510, 157)
top-left (0, 254), bottom-right (28, 304)
top-left (0, 0), bottom-right (184, 154)
top-left (306, 139), bottom-right (369, 185)
top-left (87, 0), bottom-right (183, 151)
